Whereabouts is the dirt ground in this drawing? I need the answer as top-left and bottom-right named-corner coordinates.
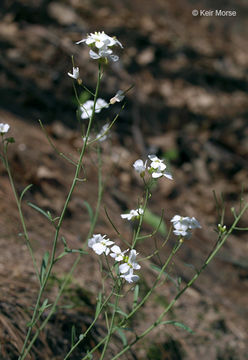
top-left (0, 0), bottom-right (248, 359)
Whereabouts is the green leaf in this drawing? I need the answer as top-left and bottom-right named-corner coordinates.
top-left (150, 264), bottom-right (178, 287)
top-left (20, 184), bottom-right (33, 202)
top-left (71, 325), bottom-right (76, 346)
top-left (40, 251), bottom-right (50, 284)
top-left (39, 298), bottom-right (52, 313)
top-left (108, 303), bottom-right (127, 318)
top-left (132, 284), bottom-right (139, 309)
top-left (95, 292), bottom-right (102, 318)
top-left (161, 320), bottom-right (194, 334)
top-left (28, 202), bottom-right (52, 221)
top-left (6, 137), bottom-right (15, 143)
top-left (143, 209), bottom-right (167, 236)
top-left (70, 248), bottom-right (88, 255)
top-left (116, 327), bottom-right (127, 346)
top-left (61, 236), bottom-right (68, 248)
top-left (83, 201), bottom-right (94, 223)
top-left (163, 148), bottom-right (179, 161)
top-left (79, 91), bottom-right (91, 104)
top-left (55, 251), bottom-right (68, 262)
top-left (86, 352), bottom-right (93, 359)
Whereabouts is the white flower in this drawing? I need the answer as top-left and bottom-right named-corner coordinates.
top-left (76, 31), bottom-right (122, 49)
top-left (88, 234), bottom-right (114, 255)
top-left (110, 90), bottom-right (125, 104)
top-left (96, 123), bottom-right (109, 142)
top-left (0, 123), bottom-right (10, 134)
top-left (173, 223), bottom-right (191, 238)
top-left (148, 154), bottom-right (173, 180)
top-left (121, 208), bottom-right (144, 221)
top-left (188, 217), bottom-right (201, 229)
top-left (110, 245), bottom-right (128, 262)
top-left (171, 215), bottom-right (201, 238)
top-left (133, 159), bottom-right (147, 175)
top-left (89, 48), bottom-right (119, 62)
top-left (76, 31), bottom-right (122, 62)
top-left (121, 270), bottom-right (140, 283)
top-left (119, 249), bottom-right (141, 283)
top-left (95, 98), bottom-right (109, 112)
top-left (67, 67), bottom-right (80, 80)
top-left (80, 98), bottom-right (109, 119)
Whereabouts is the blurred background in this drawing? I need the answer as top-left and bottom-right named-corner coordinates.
top-left (0, 0), bottom-right (248, 359)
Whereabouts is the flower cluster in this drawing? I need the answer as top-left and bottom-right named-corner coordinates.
top-left (88, 234), bottom-right (114, 255)
top-left (76, 31), bottom-right (123, 62)
top-left (88, 234), bottom-right (141, 283)
top-left (0, 123), bottom-right (10, 135)
top-left (81, 98), bottom-right (109, 119)
top-left (121, 208), bottom-right (144, 221)
top-left (133, 154), bottom-right (172, 180)
top-left (171, 215), bottom-right (201, 238)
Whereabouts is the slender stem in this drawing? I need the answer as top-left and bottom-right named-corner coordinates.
top-left (132, 187), bottom-right (150, 249)
top-left (19, 64), bottom-right (103, 360)
top-left (86, 145), bottom-right (103, 242)
top-left (121, 241), bottom-right (182, 324)
top-left (100, 285), bottom-right (120, 360)
top-left (80, 241), bottom-right (182, 360)
top-left (64, 289), bottom-right (115, 360)
top-left (20, 255), bottom-right (81, 360)
top-left (110, 203), bottom-right (248, 360)
top-left (39, 119), bottom-right (77, 166)
top-left (3, 146), bottom-right (40, 283)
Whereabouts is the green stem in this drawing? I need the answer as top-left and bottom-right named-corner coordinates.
top-left (100, 285), bottom-right (120, 360)
top-left (3, 146), bottom-right (40, 283)
top-left (86, 145), bottom-right (103, 242)
top-left (20, 255), bottom-right (81, 360)
top-left (64, 289), bottom-right (114, 360)
top-left (19, 64), bottom-right (102, 360)
top-left (121, 241), bottom-right (182, 324)
top-left (80, 241), bottom-right (182, 360)
top-left (132, 186), bottom-right (150, 249)
top-left (110, 203), bottom-right (248, 360)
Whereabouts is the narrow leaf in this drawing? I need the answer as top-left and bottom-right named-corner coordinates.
top-left (143, 209), bottom-right (167, 236)
top-left (83, 201), bottom-right (94, 223)
top-left (20, 184), bottom-right (33, 202)
top-left (28, 202), bottom-right (52, 221)
top-left (40, 251), bottom-right (50, 284)
top-left (71, 325), bottom-right (76, 347)
top-left (39, 298), bottom-right (51, 312)
top-left (95, 292), bottom-right (102, 318)
top-left (108, 303), bottom-right (127, 317)
top-left (116, 327), bottom-right (127, 346)
top-left (150, 264), bottom-right (178, 287)
top-left (133, 284), bottom-right (139, 309)
top-left (161, 320), bottom-right (194, 334)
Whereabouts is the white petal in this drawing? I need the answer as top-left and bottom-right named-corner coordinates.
top-left (110, 54), bottom-right (119, 62)
top-left (92, 243), bottom-right (106, 255)
top-left (119, 263), bottom-right (130, 274)
top-left (163, 171), bottom-right (173, 180)
top-left (151, 172), bottom-right (162, 178)
top-left (111, 245), bottom-right (121, 254)
top-left (75, 39), bottom-right (86, 45)
top-left (89, 49), bottom-right (100, 59)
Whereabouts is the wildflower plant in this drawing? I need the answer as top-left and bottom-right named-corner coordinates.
top-left (0, 30), bottom-right (247, 360)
